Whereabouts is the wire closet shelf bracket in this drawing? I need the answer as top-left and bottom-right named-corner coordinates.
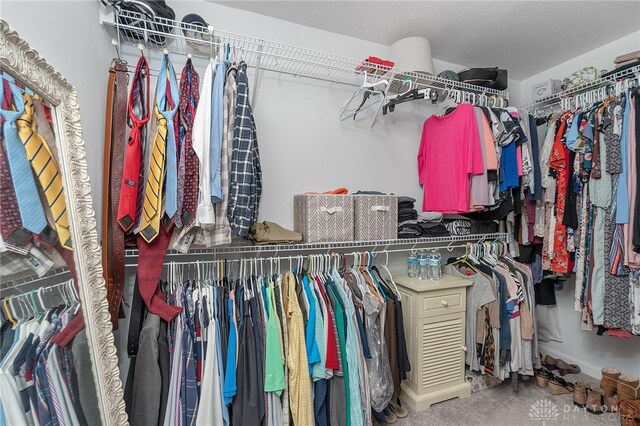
top-left (100, 8), bottom-right (509, 100)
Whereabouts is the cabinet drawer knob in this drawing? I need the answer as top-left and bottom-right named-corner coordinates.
top-left (441, 300), bottom-right (449, 307)
top-left (461, 346), bottom-right (467, 352)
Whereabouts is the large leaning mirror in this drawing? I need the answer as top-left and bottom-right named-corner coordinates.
top-left (0, 20), bottom-right (127, 425)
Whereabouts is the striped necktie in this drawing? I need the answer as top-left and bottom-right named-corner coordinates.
top-left (117, 56), bottom-right (150, 232)
top-left (139, 106), bottom-right (167, 243)
top-left (0, 80), bottom-right (47, 234)
top-left (17, 93), bottom-right (72, 250)
top-left (157, 54), bottom-right (180, 222)
top-left (0, 81), bottom-right (31, 250)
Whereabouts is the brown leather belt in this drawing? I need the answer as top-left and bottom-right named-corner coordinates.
top-left (102, 60), bottom-right (128, 329)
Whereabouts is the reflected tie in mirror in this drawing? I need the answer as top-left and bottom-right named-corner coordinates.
top-left (17, 92), bottom-right (72, 250)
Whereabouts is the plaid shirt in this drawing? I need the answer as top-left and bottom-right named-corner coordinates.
top-left (228, 63), bottom-right (262, 236)
top-left (211, 65), bottom-right (236, 245)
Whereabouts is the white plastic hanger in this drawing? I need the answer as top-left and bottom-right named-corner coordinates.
top-left (339, 72), bottom-right (388, 124)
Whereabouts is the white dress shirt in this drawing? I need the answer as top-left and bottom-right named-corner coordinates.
top-left (192, 61), bottom-right (217, 228)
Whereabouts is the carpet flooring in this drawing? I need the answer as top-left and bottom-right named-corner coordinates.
top-left (395, 373), bottom-right (620, 425)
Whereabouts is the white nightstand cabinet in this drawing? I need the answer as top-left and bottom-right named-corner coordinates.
top-left (396, 274), bottom-right (473, 411)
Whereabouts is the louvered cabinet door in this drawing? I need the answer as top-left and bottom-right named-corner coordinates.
top-left (396, 275), bottom-right (472, 410)
top-left (419, 312), bottom-right (466, 393)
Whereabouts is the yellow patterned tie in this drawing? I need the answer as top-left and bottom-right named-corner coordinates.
top-left (139, 106), bottom-right (167, 243)
top-left (16, 93), bottom-right (72, 250)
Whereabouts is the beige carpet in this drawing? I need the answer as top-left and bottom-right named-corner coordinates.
top-left (396, 374), bottom-right (620, 425)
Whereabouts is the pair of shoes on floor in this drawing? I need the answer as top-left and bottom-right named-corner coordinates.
top-left (580, 386), bottom-right (619, 415)
top-left (373, 401), bottom-right (408, 424)
top-left (541, 354), bottom-right (581, 376)
top-left (389, 400), bottom-right (409, 419)
top-left (600, 367), bottom-right (640, 412)
top-left (574, 382), bottom-right (616, 415)
top-left (534, 368), bottom-right (575, 395)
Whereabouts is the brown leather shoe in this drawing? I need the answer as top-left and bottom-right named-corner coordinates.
top-left (586, 388), bottom-right (605, 415)
top-left (535, 369), bottom-right (550, 388)
top-left (601, 367), bottom-right (621, 397)
top-left (618, 374), bottom-right (640, 401)
top-left (548, 375), bottom-right (575, 395)
top-left (574, 382), bottom-right (589, 407)
top-left (556, 359), bottom-right (581, 376)
top-left (542, 355), bottom-right (558, 371)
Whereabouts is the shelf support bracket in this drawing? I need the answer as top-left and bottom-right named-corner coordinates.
top-left (252, 42), bottom-right (263, 108)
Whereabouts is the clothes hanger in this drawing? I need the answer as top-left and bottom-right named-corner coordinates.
top-left (449, 243), bottom-right (479, 273)
top-left (339, 72), bottom-right (388, 123)
top-left (377, 250), bottom-right (400, 300)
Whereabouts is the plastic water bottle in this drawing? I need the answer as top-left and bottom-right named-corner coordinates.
top-left (429, 249), bottom-right (442, 280)
top-left (407, 252), bottom-right (417, 278)
top-left (418, 250), bottom-right (429, 280)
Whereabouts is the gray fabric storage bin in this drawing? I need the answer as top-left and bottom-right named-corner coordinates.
top-left (293, 194), bottom-right (354, 242)
top-left (354, 194), bottom-right (398, 241)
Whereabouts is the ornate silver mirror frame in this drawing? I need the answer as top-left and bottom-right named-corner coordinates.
top-left (1, 20), bottom-right (127, 425)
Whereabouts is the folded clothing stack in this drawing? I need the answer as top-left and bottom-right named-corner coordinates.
top-left (398, 196), bottom-right (420, 238)
top-left (249, 221), bottom-right (302, 245)
top-left (397, 196), bottom-right (450, 238)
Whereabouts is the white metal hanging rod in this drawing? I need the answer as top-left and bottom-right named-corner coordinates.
top-left (124, 242), bottom-right (471, 268)
top-left (123, 233), bottom-right (509, 259)
top-left (1, 267), bottom-right (71, 294)
top-left (522, 64), bottom-right (640, 111)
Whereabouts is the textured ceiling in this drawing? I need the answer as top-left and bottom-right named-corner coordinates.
top-left (213, 1), bottom-right (640, 79)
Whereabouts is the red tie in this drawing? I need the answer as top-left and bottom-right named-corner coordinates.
top-left (136, 228), bottom-right (182, 321)
top-left (176, 59), bottom-right (200, 228)
top-left (117, 56), bottom-right (150, 232)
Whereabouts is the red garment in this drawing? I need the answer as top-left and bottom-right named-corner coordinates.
top-left (136, 228), bottom-right (182, 321)
top-left (305, 187), bottom-right (349, 195)
top-left (314, 276), bottom-right (340, 371)
top-left (52, 245), bottom-right (84, 346)
top-left (548, 117), bottom-right (570, 274)
top-left (608, 329), bottom-right (633, 338)
top-left (117, 56), bottom-right (150, 231)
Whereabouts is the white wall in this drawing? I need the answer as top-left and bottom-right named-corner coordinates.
top-left (520, 31), bottom-right (640, 104)
top-left (1, 0), bottom-right (114, 223)
top-left (519, 31), bottom-right (640, 378)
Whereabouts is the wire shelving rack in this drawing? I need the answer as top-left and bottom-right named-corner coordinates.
top-left (100, 8), bottom-right (509, 100)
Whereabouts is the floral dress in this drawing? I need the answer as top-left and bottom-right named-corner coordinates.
top-left (548, 116), bottom-right (570, 273)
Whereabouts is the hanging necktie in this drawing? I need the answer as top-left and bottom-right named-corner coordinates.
top-left (176, 59), bottom-right (200, 229)
top-left (17, 93), bottom-right (73, 250)
top-left (0, 81), bottom-right (31, 252)
top-left (0, 79), bottom-right (47, 235)
top-left (139, 106), bottom-right (167, 243)
top-left (117, 56), bottom-right (150, 232)
top-left (158, 54), bottom-right (180, 224)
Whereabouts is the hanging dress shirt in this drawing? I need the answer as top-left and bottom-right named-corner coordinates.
top-left (210, 60), bottom-right (228, 203)
top-left (196, 287), bottom-right (224, 426)
top-left (211, 66), bottom-right (236, 246)
top-left (228, 63), bottom-right (262, 236)
top-left (192, 61), bottom-right (217, 229)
